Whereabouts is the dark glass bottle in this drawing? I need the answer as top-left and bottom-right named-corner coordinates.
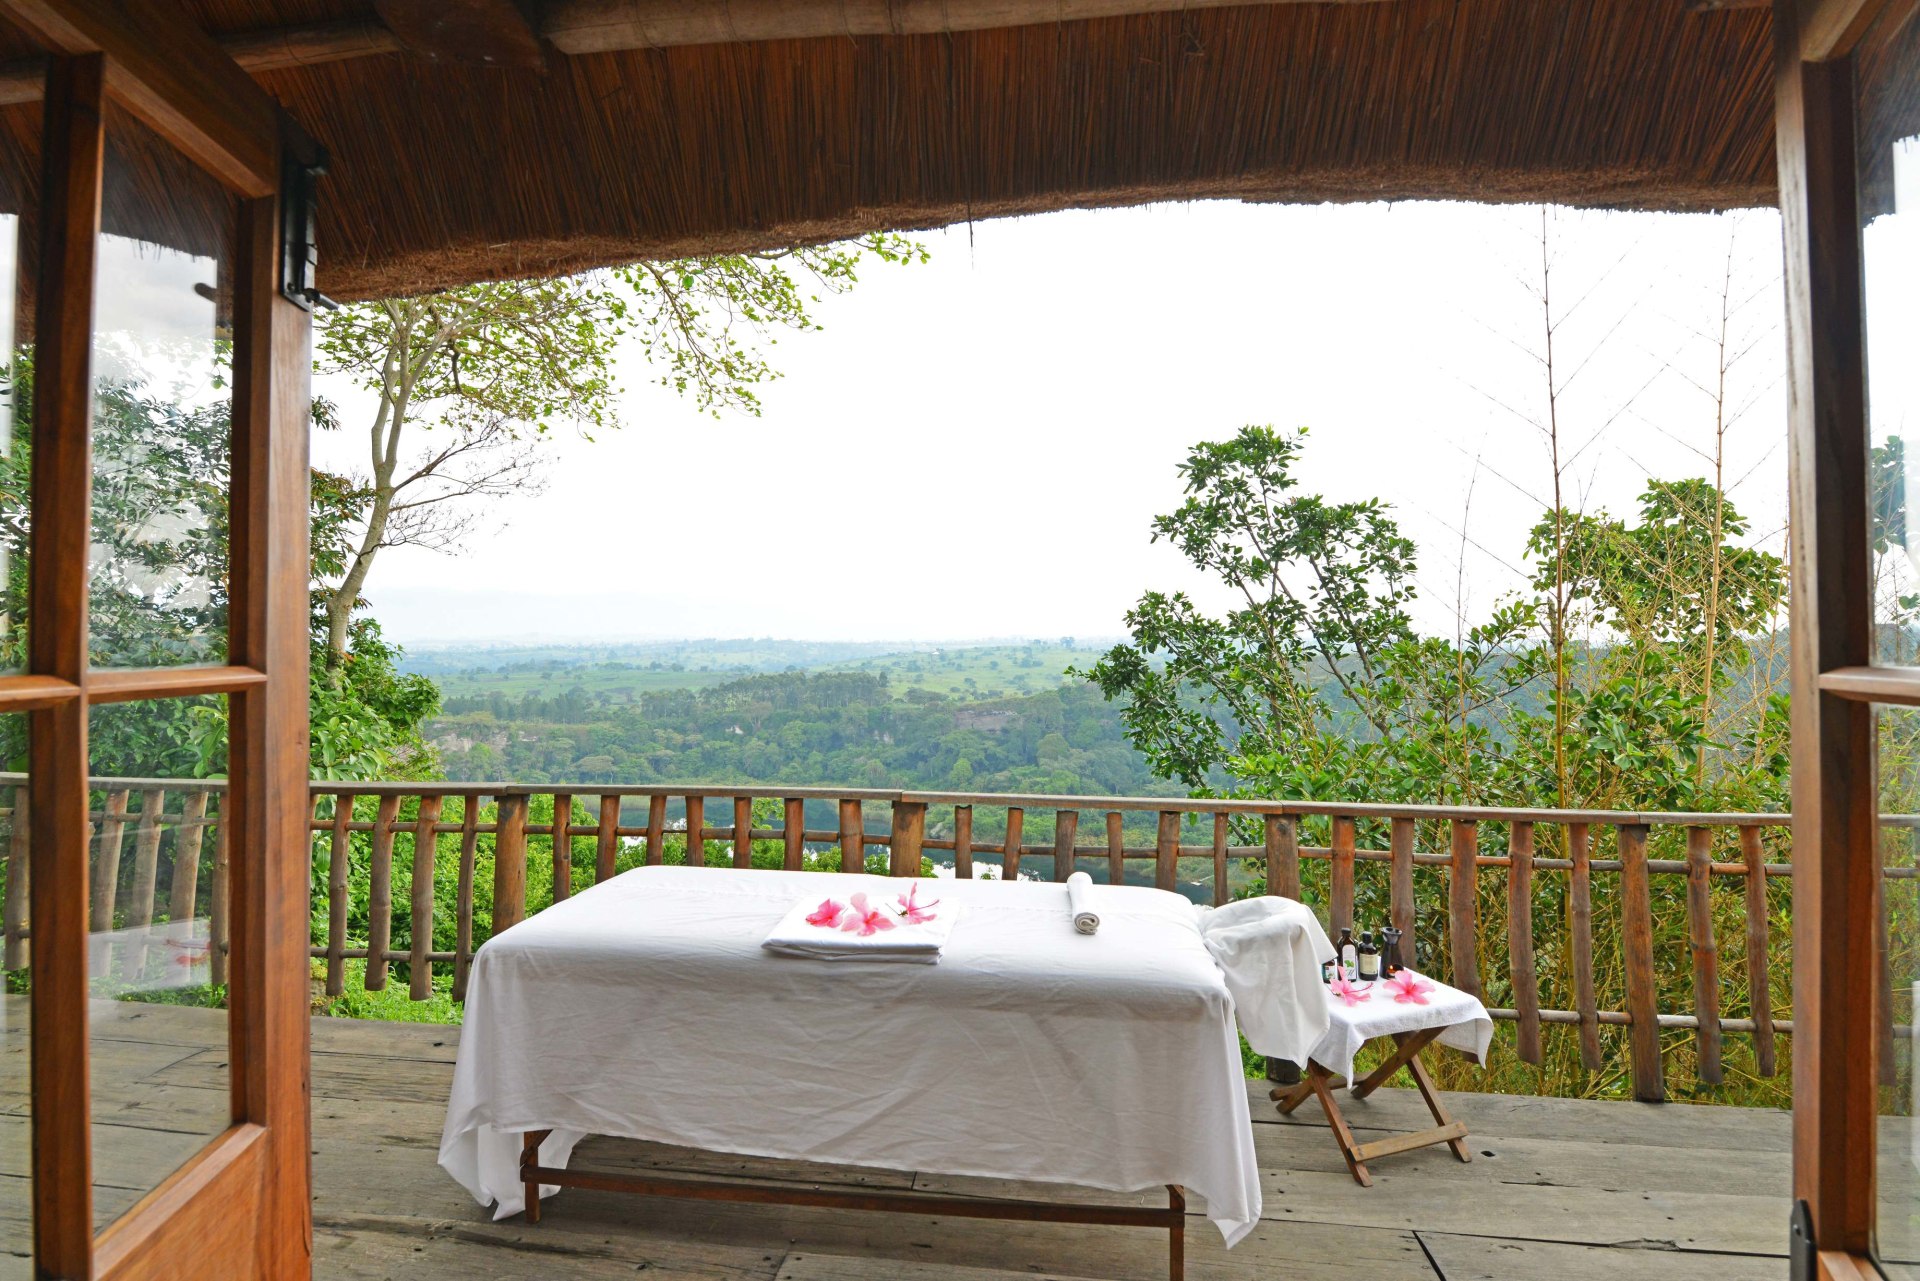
top-left (1335, 927), bottom-right (1357, 979)
top-left (1357, 931), bottom-right (1381, 981)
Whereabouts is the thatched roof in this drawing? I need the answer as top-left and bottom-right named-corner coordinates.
top-left (8, 1), bottom-right (1784, 300)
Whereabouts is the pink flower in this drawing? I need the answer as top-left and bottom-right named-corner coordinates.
top-left (893, 882), bottom-right (940, 924)
top-left (805, 898), bottom-right (847, 928)
top-left (838, 892), bottom-right (896, 937)
top-left (1328, 968), bottom-right (1372, 1007)
top-left (1387, 970), bottom-right (1435, 1005)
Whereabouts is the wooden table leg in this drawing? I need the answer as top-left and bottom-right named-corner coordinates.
top-left (1305, 1063), bottom-right (1372, 1186)
top-left (1167, 1184), bottom-right (1184, 1281)
top-left (522, 1128), bottom-right (552, 1223)
top-left (1406, 1049), bottom-right (1472, 1163)
top-left (1349, 1027), bottom-right (1446, 1100)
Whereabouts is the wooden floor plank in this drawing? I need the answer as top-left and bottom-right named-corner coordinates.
top-left (1417, 1231), bottom-right (1784, 1280)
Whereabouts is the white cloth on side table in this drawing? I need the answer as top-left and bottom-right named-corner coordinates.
top-left (1193, 896), bottom-right (1336, 1067)
top-left (761, 884), bottom-right (960, 962)
top-left (1066, 871), bottom-right (1099, 935)
top-left (1306, 969), bottom-right (1493, 1089)
top-left (439, 865), bottom-right (1264, 1245)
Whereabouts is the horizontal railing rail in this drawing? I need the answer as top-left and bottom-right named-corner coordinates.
top-left (13, 772), bottom-right (1918, 1102)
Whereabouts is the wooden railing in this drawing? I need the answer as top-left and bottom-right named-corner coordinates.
top-left (18, 774), bottom-right (1920, 1102)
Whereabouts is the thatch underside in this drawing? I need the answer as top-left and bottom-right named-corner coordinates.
top-left (203, 0), bottom-right (1781, 299)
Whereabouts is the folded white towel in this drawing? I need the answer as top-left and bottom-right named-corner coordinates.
top-left (1194, 896), bottom-right (1335, 1066)
top-left (762, 883), bottom-right (961, 963)
top-left (1066, 871), bottom-right (1099, 935)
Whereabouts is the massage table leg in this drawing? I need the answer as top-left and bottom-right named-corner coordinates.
top-left (1167, 1184), bottom-right (1184, 1281)
top-left (521, 1129), bottom-right (552, 1223)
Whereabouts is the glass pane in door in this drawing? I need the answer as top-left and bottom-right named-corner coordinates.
top-left (1861, 5), bottom-right (1920, 1271)
top-left (85, 697), bottom-right (228, 1229)
top-left (0, 716), bottom-right (27, 1279)
top-left (88, 100), bottom-right (236, 670)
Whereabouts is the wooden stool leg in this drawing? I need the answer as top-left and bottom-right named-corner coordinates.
top-left (1167, 1184), bottom-right (1184, 1281)
top-left (1270, 1076), bottom-right (1316, 1115)
top-left (1306, 1063), bottom-right (1372, 1187)
top-left (1350, 1027), bottom-right (1445, 1100)
top-left (1406, 1051), bottom-right (1472, 1164)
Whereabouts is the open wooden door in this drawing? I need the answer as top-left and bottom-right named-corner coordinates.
top-left (0, 3), bottom-right (317, 1277)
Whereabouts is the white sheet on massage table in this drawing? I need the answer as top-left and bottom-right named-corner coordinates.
top-left (438, 864), bottom-right (1263, 1246)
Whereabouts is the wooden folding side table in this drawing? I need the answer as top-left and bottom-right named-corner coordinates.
top-left (1269, 1026), bottom-right (1472, 1187)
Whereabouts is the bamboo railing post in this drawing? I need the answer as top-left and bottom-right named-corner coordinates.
top-left (783, 798), bottom-right (806, 870)
top-left (1053, 809), bottom-right (1079, 883)
top-left (365, 793), bottom-right (402, 992)
top-left (1685, 826), bottom-right (1723, 1084)
top-left (452, 796), bottom-right (481, 1003)
top-left (645, 794), bottom-right (665, 865)
top-left (1507, 821), bottom-right (1541, 1065)
top-left (1210, 813), bottom-right (1228, 906)
top-left (1618, 823), bottom-right (1664, 1102)
top-left (324, 792), bottom-right (354, 996)
top-left (734, 796), bottom-right (754, 870)
top-left (837, 798), bottom-right (861, 874)
top-left (209, 791), bottom-right (231, 988)
top-left (1448, 819), bottom-right (1480, 997)
top-left (954, 804), bottom-right (974, 880)
top-left (492, 793), bottom-right (530, 934)
top-left (1879, 827), bottom-right (1898, 1088)
top-left (126, 788), bottom-right (167, 931)
top-left (409, 796), bottom-right (444, 1001)
top-left (1740, 825), bottom-right (1777, 1076)
top-left (685, 796), bottom-right (706, 868)
top-left (551, 792), bottom-right (574, 899)
top-left (90, 787), bottom-right (131, 933)
top-left (1105, 811), bottom-right (1124, 885)
top-left (1568, 822), bottom-right (1601, 1070)
top-left (1154, 811), bottom-right (1179, 893)
top-left (1003, 807), bottom-right (1024, 882)
top-left (891, 801), bottom-right (926, 877)
top-left (1389, 817), bottom-right (1415, 965)
top-left (595, 794), bottom-right (622, 883)
top-left (1330, 816), bottom-right (1356, 929)
top-left (1269, 814), bottom-right (1300, 900)
top-left (168, 789), bottom-right (208, 959)
top-left (4, 787), bottom-right (28, 970)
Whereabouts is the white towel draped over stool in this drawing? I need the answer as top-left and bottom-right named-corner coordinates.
top-left (1194, 896), bottom-right (1336, 1067)
top-left (1066, 871), bottom-right (1100, 934)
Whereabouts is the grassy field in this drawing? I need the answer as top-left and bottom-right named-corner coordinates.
top-left (411, 639), bottom-right (1108, 704)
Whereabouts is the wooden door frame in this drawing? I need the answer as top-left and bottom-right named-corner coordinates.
top-left (0, 2), bottom-right (317, 1277)
top-left (1777, 0), bottom-right (1919, 1276)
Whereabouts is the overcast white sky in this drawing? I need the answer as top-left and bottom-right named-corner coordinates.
top-left (315, 198), bottom-right (1802, 648)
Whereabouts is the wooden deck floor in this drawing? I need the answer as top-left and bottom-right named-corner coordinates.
top-left (14, 1001), bottom-right (1909, 1279)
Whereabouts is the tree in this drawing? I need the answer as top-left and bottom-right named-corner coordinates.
top-left (313, 235), bottom-right (926, 667)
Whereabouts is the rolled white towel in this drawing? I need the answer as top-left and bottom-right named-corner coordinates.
top-left (1066, 871), bottom-right (1099, 935)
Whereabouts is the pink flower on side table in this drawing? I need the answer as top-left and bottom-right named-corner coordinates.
top-left (894, 882), bottom-right (940, 924)
top-left (1387, 970), bottom-right (1435, 1005)
top-left (839, 892), bottom-right (896, 937)
top-left (804, 898), bottom-right (846, 928)
top-left (1328, 968), bottom-right (1372, 1007)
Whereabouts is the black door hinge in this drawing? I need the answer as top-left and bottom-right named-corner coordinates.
top-left (281, 150), bottom-right (337, 313)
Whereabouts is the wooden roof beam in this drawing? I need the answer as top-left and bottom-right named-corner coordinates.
top-left (373, 0), bottom-right (547, 70)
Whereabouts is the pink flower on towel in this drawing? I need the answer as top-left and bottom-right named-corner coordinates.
top-left (1387, 970), bottom-right (1435, 1005)
top-left (893, 882), bottom-right (940, 924)
top-left (1328, 969), bottom-right (1372, 1007)
top-left (805, 898), bottom-right (847, 928)
top-left (839, 892), bottom-right (896, 937)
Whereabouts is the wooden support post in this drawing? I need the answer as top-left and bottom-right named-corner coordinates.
top-left (1106, 811), bottom-right (1124, 886)
top-left (1448, 819), bottom-right (1479, 997)
top-left (1741, 826), bottom-right (1777, 1077)
top-left (492, 793), bottom-right (530, 934)
top-left (551, 792), bottom-right (573, 899)
top-left (1568, 821), bottom-right (1601, 1070)
top-left (1389, 816), bottom-right (1415, 965)
top-left (595, 794), bottom-right (621, 883)
top-left (1210, 813), bottom-right (1228, 907)
top-left (1269, 814), bottom-right (1300, 900)
top-left (954, 804), bottom-right (974, 879)
top-left (784, 798), bottom-right (806, 870)
top-left (1330, 815), bottom-right (1356, 929)
top-left (1507, 821), bottom-right (1541, 1065)
top-left (323, 792), bottom-right (353, 996)
top-left (734, 796), bottom-right (754, 870)
top-left (645, 794), bottom-right (665, 865)
top-left (837, 798), bottom-right (862, 874)
top-left (453, 796), bottom-right (481, 1003)
top-left (890, 801), bottom-right (926, 877)
top-left (364, 793), bottom-right (402, 991)
top-left (1155, 811), bottom-right (1179, 894)
top-left (1002, 807), bottom-right (1024, 882)
top-left (409, 796), bottom-right (443, 1001)
top-left (685, 795), bottom-right (705, 868)
top-left (1685, 826), bottom-right (1723, 1084)
top-left (1618, 823), bottom-right (1663, 1101)
top-left (1054, 809), bottom-right (1079, 883)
